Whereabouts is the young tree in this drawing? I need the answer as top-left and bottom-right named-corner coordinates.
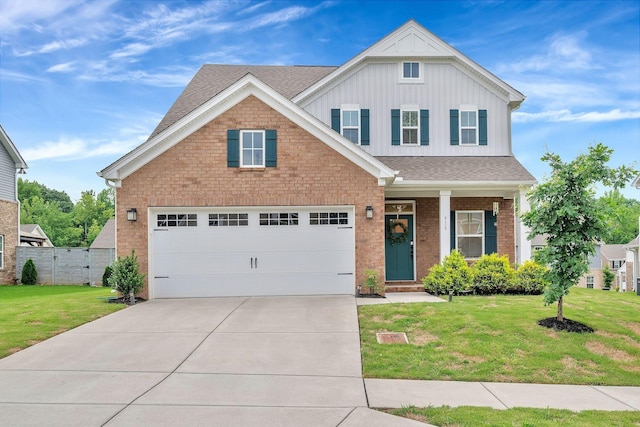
top-left (522, 143), bottom-right (636, 322)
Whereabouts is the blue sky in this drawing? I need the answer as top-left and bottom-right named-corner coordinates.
top-left (1, 0), bottom-right (639, 201)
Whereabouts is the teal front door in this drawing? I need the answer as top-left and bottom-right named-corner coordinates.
top-left (385, 214), bottom-right (414, 281)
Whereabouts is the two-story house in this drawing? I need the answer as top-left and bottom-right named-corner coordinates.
top-left (99, 20), bottom-right (536, 299)
top-left (0, 125), bottom-right (28, 284)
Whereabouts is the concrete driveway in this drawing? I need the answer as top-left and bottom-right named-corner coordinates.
top-left (0, 296), bottom-right (424, 427)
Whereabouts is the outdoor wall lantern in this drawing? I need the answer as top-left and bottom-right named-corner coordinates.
top-left (366, 206), bottom-right (374, 219)
top-left (126, 208), bottom-right (137, 222)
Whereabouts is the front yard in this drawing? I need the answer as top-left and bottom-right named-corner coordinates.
top-left (359, 287), bottom-right (640, 386)
top-left (0, 285), bottom-right (125, 359)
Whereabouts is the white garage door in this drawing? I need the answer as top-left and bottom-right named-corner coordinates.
top-left (150, 207), bottom-right (355, 298)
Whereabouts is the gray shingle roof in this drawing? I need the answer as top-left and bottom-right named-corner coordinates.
top-left (149, 64), bottom-right (338, 140)
top-left (376, 156), bottom-right (537, 183)
top-left (601, 244), bottom-right (627, 261)
top-left (90, 218), bottom-right (115, 249)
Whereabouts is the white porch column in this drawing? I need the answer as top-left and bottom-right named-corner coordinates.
top-left (518, 188), bottom-right (532, 264)
top-left (439, 190), bottom-right (451, 263)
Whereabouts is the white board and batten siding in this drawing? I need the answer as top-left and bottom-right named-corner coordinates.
top-left (301, 61), bottom-right (513, 157)
top-left (149, 206), bottom-right (355, 299)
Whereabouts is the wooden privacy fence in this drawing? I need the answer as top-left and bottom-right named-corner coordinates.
top-left (16, 247), bottom-right (115, 285)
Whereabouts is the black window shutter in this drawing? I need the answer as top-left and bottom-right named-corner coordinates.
top-left (484, 210), bottom-right (497, 254)
top-left (391, 109), bottom-right (400, 145)
top-left (360, 109), bottom-right (370, 146)
top-left (450, 110), bottom-right (459, 145)
top-left (227, 129), bottom-right (239, 167)
top-left (265, 129), bottom-right (277, 167)
top-left (331, 109), bottom-right (340, 133)
top-left (420, 109), bottom-right (429, 145)
top-left (479, 110), bottom-right (488, 145)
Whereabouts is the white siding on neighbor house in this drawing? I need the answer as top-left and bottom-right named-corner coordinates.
top-left (301, 61), bottom-right (513, 157)
top-left (0, 146), bottom-right (17, 201)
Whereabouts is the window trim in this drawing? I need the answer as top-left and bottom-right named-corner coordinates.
top-left (586, 276), bottom-right (595, 289)
top-left (0, 234), bottom-right (3, 269)
top-left (400, 106), bottom-right (420, 146)
top-left (459, 106), bottom-right (478, 146)
top-left (340, 104), bottom-right (360, 145)
top-left (240, 130), bottom-right (266, 168)
top-left (455, 210), bottom-right (485, 259)
top-left (399, 61), bottom-right (423, 83)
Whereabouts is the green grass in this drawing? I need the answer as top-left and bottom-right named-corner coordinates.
top-left (0, 285), bottom-right (125, 359)
top-left (386, 406), bottom-right (640, 427)
top-left (359, 287), bottom-right (640, 385)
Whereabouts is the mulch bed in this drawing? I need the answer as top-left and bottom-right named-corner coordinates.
top-left (538, 317), bottom-right (594, 333)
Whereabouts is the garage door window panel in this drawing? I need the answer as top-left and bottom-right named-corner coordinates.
top-left (157, 214), bottom-right (197, 227)
top-left (209, 213), bottom-right (249, 226)
top-left (260, 213), bottom-right (298, 226)
top-left (310, 212), bottom-right (349, 225)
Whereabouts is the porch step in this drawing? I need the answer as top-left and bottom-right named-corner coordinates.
top-left (385, 284), bottom-right (425, 293)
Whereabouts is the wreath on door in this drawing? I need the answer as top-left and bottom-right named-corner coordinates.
top-left (386, 220), bottom-right (409, 245)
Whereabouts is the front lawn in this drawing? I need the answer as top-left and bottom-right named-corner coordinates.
top-left (359, 287), bottom-right (640, 385)
top-left (386, 406), bottom-right (640, 427)
top-left (0, 285), bottom-right (125, 359)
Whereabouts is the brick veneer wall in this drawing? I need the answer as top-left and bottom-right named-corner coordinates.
top-left (411, 197), bottom-right (515, 283)
top-left (0, 200), bottom-right (19, 284)
top-left (116, 95), bottom-right (385, 299)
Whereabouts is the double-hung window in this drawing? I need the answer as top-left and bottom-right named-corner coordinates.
top-left (241, 130), bottom-right (265, 167)
top-left (586, 276), bottom-right (594, 289)
top-left (460, 110), bottom-right (477, 145)
top-left (456, 211), bottom-right (484, 259)
top-left (341, 110), bottom-right (359, 144)
top-left (401, 108), bottom-right (419, 145)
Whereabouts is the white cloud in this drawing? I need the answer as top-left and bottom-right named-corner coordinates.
top-left (110, 42), bottom-right (153, 59)
top-left (513, 109), bottom-right (640, 123)
top-left (22, 134), bottom-right (145, 162)
top-left (0, 0), bottom-right (82, 33)
top-left (47, 61), bottom-right (76, 73)
top-left (40, 38), bottom-right (87, 53)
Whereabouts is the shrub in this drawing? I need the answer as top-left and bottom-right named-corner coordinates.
top-left (515, 259), bottom-right (548, 295)
top-left (422, 250), bottom-right (473, 295)
top-left (471, 253), bottom-right (515, 294)
top-left (107, 251), bottom-right (145, 299)
top-left (21, 259), bottom-right (38, 285)
top-left (602, 265), bottom-right (614, 290)
top-left (102, 265), bottom-right (113, 287)
top-left (362, 269), bottom-right (382, 295)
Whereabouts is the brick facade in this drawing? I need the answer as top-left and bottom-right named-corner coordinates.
top-left (0, 199), bottom-right (19, 284)
top-left (116, 95), bottom-right (385, 299)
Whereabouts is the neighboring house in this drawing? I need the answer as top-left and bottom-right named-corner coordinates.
top-left (98, 20), bottom-right (536, 299)
top-left (628, 173), bottom-right (640, 294)
top-left (20, 224), bottom-right (53, 247)
top-left (0, 125), bottom-right (28, 284)
top-left (577, 243), bottom-right (627, 291)
top-left (90, 218), bottom-right (115, 249)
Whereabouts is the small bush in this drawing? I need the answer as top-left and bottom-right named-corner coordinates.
top-left (362, 269), bottom-right (382, 295)
top-left (602, 265), bottom-right (614, 290)
top-left (471, 254), bottom-right (515, 295)
top-left (21, 259), bottom-right (38, 285)
top-left (422, 250), bottom-right (473, 295)
top-left (107, 251), bottom-right (145, 299)
top-left (516, 260), bottom-right (548, 295)
top-left (102, 265), bottom-right (113, 287)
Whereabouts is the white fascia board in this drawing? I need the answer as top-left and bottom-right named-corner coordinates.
top-left (99, 74), bottom-right (396, 185)
top-left (390, 180), bottom-right (537, 191)
top-left (632, 173), bottom-right (640, 189)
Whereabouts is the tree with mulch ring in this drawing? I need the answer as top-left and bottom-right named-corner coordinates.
top-left (522, 143), bottom-right (636, 333)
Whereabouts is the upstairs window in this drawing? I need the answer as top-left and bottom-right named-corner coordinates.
top-left (460, 110), bottom-right (477, 145)
top-left (241, 130), bottom-right (265, 167)
top-left (401, 110), bottom-right (419, 145)
top-left (403, 62), bottom-right (420, 79)
top-left (341, 110), bottom-right (359, 144)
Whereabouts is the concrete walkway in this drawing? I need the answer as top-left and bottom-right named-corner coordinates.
top-left (0, 293), bottom-right (638, 426)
